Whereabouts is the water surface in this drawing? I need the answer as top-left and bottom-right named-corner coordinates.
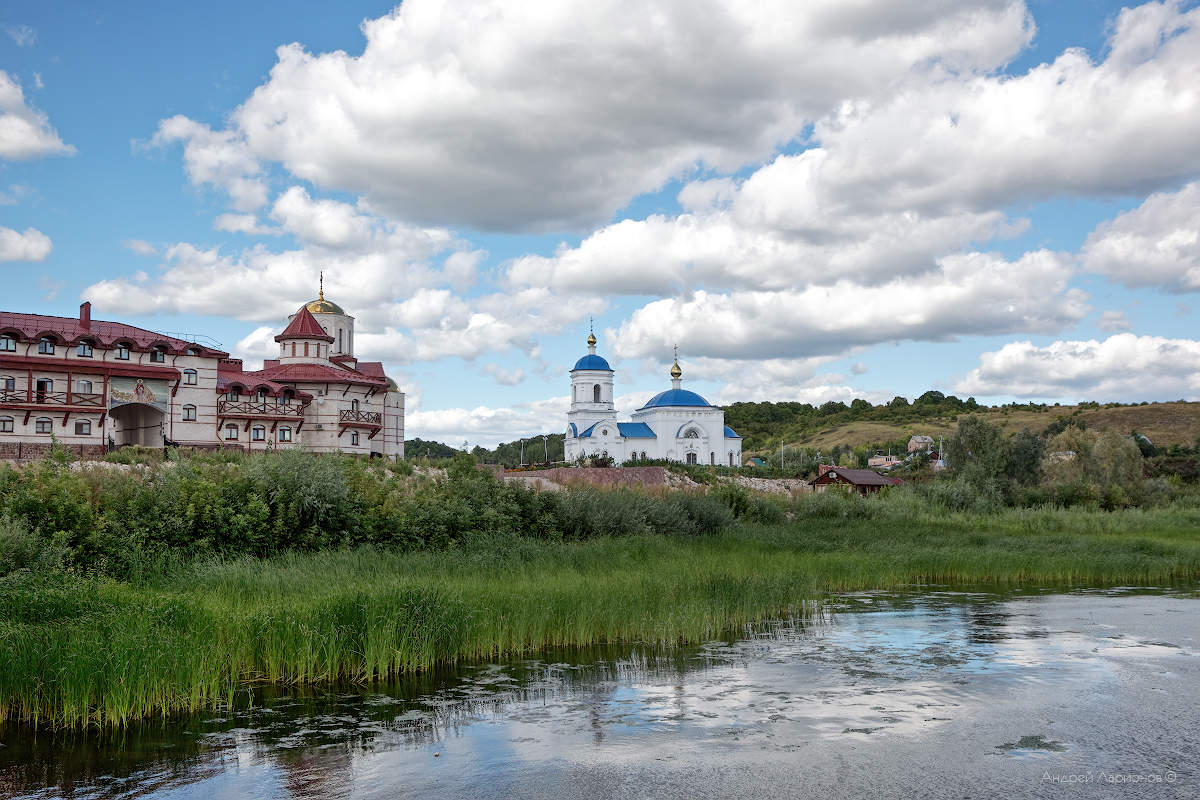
top-left (3, 587), bottom-right (1197, 799)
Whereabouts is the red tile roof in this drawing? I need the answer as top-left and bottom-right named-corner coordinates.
top-left (274, 306), bottom-right (334, 343)
top-left (257, 361), bottom-right (388, 387)
top-left (0, 310), bottom-right (227, 356)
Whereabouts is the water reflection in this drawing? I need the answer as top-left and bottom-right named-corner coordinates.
top-left (2, 586), bottom-right (1197, 800)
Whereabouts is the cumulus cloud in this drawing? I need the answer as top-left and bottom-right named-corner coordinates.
top-left (1081, 180), bottom-right (1200, 292)
top-left (610, 250), bottom-right (1087, 361)
top-left (234, 325), bottom-right (280, 370)
top-left (0, 71), bottom-right (74, 160)
top-left (159, 0), bottom-right (1032, 231)
top-left (213, 213), bottom-right (278, 236)
top-left (407, 395), bottom-right (569, 448)
top-left (150, 115), bottom-right (267, 211)
top-left (122, 239), bottom-right (158, 257)
top-left (956, 334), bottom-right (1200, 400)
top-left (1097, 310), bottom-right (1132, 332)
top-left (6, 25), bottom-right (36, 47)
top-left (482, 363), bottom-right (526, 386)
top-left (0, 226), bottom-right (52, 262)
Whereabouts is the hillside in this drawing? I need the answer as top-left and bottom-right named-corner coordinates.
top-left (725, 397), bottom-right (1200, 457)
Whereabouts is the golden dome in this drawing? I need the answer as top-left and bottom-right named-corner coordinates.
top-left (587, 331), bottom-right (597, 347)
top-left (669, 343), bottom-right (682, 379)
top-left (305, 271), bottom-right (345, 314)
top-left (306, 298), bottom-right (346, 315)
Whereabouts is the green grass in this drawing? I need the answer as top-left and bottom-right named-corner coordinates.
top-left (3, 503), bottom-right (1200, 729)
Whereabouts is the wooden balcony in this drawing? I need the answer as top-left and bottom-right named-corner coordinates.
top-left (339, 409), bottom-right (382, 426)
top-left (217, 399), bottom-right (305, 419)
top-left (0, 389), bottom-right (105, 408)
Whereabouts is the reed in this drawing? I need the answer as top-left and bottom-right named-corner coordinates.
top-left (2, 505), bottom-right (1199, 729)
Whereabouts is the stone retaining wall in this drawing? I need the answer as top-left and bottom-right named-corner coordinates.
top-left (507, 466), bottom-right (671, 488)
top-left (0, 442), bottom-right (107, 461)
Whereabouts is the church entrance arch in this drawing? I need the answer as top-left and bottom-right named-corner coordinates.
top-left (686, 452), bottom-right (697, 465)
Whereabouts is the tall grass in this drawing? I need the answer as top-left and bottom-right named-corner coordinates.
top-left (3, 505), bottom-right (1200, 729)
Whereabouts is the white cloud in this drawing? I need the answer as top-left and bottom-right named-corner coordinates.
top-left (482, 363), bottom-right (526, 386)
top-left (6, 25), bottom-right (36, 47)
top-left (0, 226), bottom-right (52, 262)
top-left (610, 250), bottom-right (1087, 361)
top-left (0, 183), bottom-right (27, 205)
top-left (407, 395), bottom-right (568, 448)
top-left (171, 0), bottom-right (1033, 231)
top-left (150, 115), bottom-right (267, 211)
top-left (213, 213), bottom-right (278, 236)
top-left (1081, 180), bottom-right (1200, 292)
top-left (956, 334), bottom-right (1200, 400)
top-left (1097, 310), bottom-right (1132, 332)
top-left (0, 71), bottom-right (74, 160)
top-left (234, 325), bottom-right (279, 371)
top-left (122, 239), bottom-right (158, 257)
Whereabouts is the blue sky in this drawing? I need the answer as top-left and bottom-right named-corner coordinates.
top-left (2, 0), bottom-right (1199, 446)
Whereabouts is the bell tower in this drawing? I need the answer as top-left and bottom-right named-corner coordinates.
top-left (566, 321), bottom-right (615, 441)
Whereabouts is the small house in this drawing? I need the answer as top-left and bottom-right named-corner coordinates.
top-left (867, 451), bottom-right (900, 469)
top-left (809, 464), bottom-right (904, 495)
top-left (907, 435), bottom-right (935, 453)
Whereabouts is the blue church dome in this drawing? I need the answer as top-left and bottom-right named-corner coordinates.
top-left (639, 388), bottom-right (712, 409)
top-left (573, 354), bottom-right (612, 371)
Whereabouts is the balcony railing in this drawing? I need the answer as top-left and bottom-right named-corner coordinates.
top-left (0, 390), bottom-right (105, 407)
top-left (339, 409), bottom-right (382, 426)
top-left (218, 399), bottom-right (305, 417)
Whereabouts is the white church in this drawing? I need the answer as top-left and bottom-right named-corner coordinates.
top-left (564, 330), bottom-right (742, 466)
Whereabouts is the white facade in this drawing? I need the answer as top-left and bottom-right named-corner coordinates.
top-left (564, 335), bottom-right (742, 466)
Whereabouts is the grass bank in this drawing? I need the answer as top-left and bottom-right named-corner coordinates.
top-left (3, 505), bottom-right (1200, 729)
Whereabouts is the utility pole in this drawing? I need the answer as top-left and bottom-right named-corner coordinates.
top-left (542, 435), bottom-right (549, 462)
top-left (520, 438), bottom-right (525, 466)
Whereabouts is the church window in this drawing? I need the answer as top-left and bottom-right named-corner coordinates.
top-left (683, 428), bottom-right (699, 439)
top-left (686, 452), bottom-right (697, 465)
top-left (593, 384), bottom-right (600, 403)
top-left (183, 369), bottom-right (197, 385)
top-left (75, 420), bottom-right (91, 435)
top-left (0, 417), bottom-right (13, 433)
top-left (338, 329), bottom-right (343, 353)
top-left (182, 405), bottom-right (197, 421)
top-left (729, 452), bottom-right (735, 466)
top-left (224, 424), bottom-right (239, 440)
top-left (38, 337), bottom-right (55, 355)
top-left (710, 452), bottom-right (715, 465)
top-left (0, 335), bottom-right (15, 352)
top-left (641, 451), bottom-right (647, 460)
top-left (35, 417), bottom-right (52, 434)
top-left (602, 428), bottom-right (608, 436)
top-left (77, 341), bottom-right (93, 357)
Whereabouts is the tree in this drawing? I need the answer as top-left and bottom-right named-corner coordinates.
top-left (888, 396), bottom-right (910, 409)
top-left (1092, 431), bottom-right (1143, 487)
top-left (850, 398), bottom-right (872, 414)
top-left (946, 416), bottom-right (1008, 488)
top-left (1005, 429), bottom-right (1044, 485)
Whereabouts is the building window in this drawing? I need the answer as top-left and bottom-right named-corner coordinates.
top-left (76, 380), bottom-right (92, 394)
top-left (729, 452), bottom-right (735, 466)
top-left (601, 428), bottom-right (608, 436)
top-left (291, 343), bottom-right (296, 357)
top-left (686, 452), bottom-right (697, 465)
top-left (38, 337), bottom-right (55, 355)
top-left (187, 348), bottom-right (199, 356)
top-left (35, 379), bottom-right (52, 401)
top-left (0, 417), bottom-right (12, 433)
top-left (77, 341), bottom-right (93, 357)
top-left (228, 389), bottom-right (240, 402)
top-left (641, 451), bottom-right (647, 460)
top-left (224, 424), bottom-right (239, 440)
top-left (0, 335), bottom-right (15, 352)
top-left (75, 420), bottom-right (91, 435)
top-left (593, 384), bottom-right (600, 403)
top-left (183, 369), bottom-right (197, 385)
top-left (115, 344), bottom-right (130, 360)
top-left (683, 428), bottom-right (699, 439)
top-left (304, 342), bottom-right (309, 356)
top-left (150, 347), bottom-right (166, 362)
top-left (279, 426), bottom-right (292, 442)
top-left (251, 426), bottom-right (266, 441)
top-left (351, 398), bottom-right (360, 412)
top-left (710, 451), bottom-right (715, 465)
top-left (350, 431), bottom-right (360, 446)
top-left (182, 405), bottom-right (197, 421)
top-left (337, 329), bottom-right (343, 353)
top-left (280, 391), bottom-right (291, 405)
top-left (2, 376), bottom-right (13, 392)
top-left (35, 418), bottom-right (52, 434)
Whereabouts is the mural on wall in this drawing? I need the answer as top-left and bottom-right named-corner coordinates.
top-left (109, 377), bottom-right (169, 412)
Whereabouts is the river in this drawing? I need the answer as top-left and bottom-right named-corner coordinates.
top-left (2, 587), bottom-right (1197, 799)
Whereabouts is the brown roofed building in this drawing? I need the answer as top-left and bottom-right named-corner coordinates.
top-left (808, 464), bottom-right (904, 495)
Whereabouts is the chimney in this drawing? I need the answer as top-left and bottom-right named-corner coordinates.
top-left (79, 301), bottom-right (91, 330)
top-left (818, 463), bottom-right (833, 476)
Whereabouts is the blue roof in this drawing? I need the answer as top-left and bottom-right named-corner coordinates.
top-left (568, 422), bottom-right (577, 437)
top-left (724, 426), bottom-right (741, 439)
top-left (572, 354), bottom-right (612, 371)
top-left (617, 422), bottom-right (656, 439)
top-left (579, 422), bottom-right (599, 438)
top-left (639, 388), bottom-right (712, 409)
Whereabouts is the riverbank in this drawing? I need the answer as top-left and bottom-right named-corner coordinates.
top-left (3, 506), bottom-right (1200, 728)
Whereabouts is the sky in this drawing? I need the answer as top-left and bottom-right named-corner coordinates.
top-left (2, 0), bottom-right (1199, 448)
